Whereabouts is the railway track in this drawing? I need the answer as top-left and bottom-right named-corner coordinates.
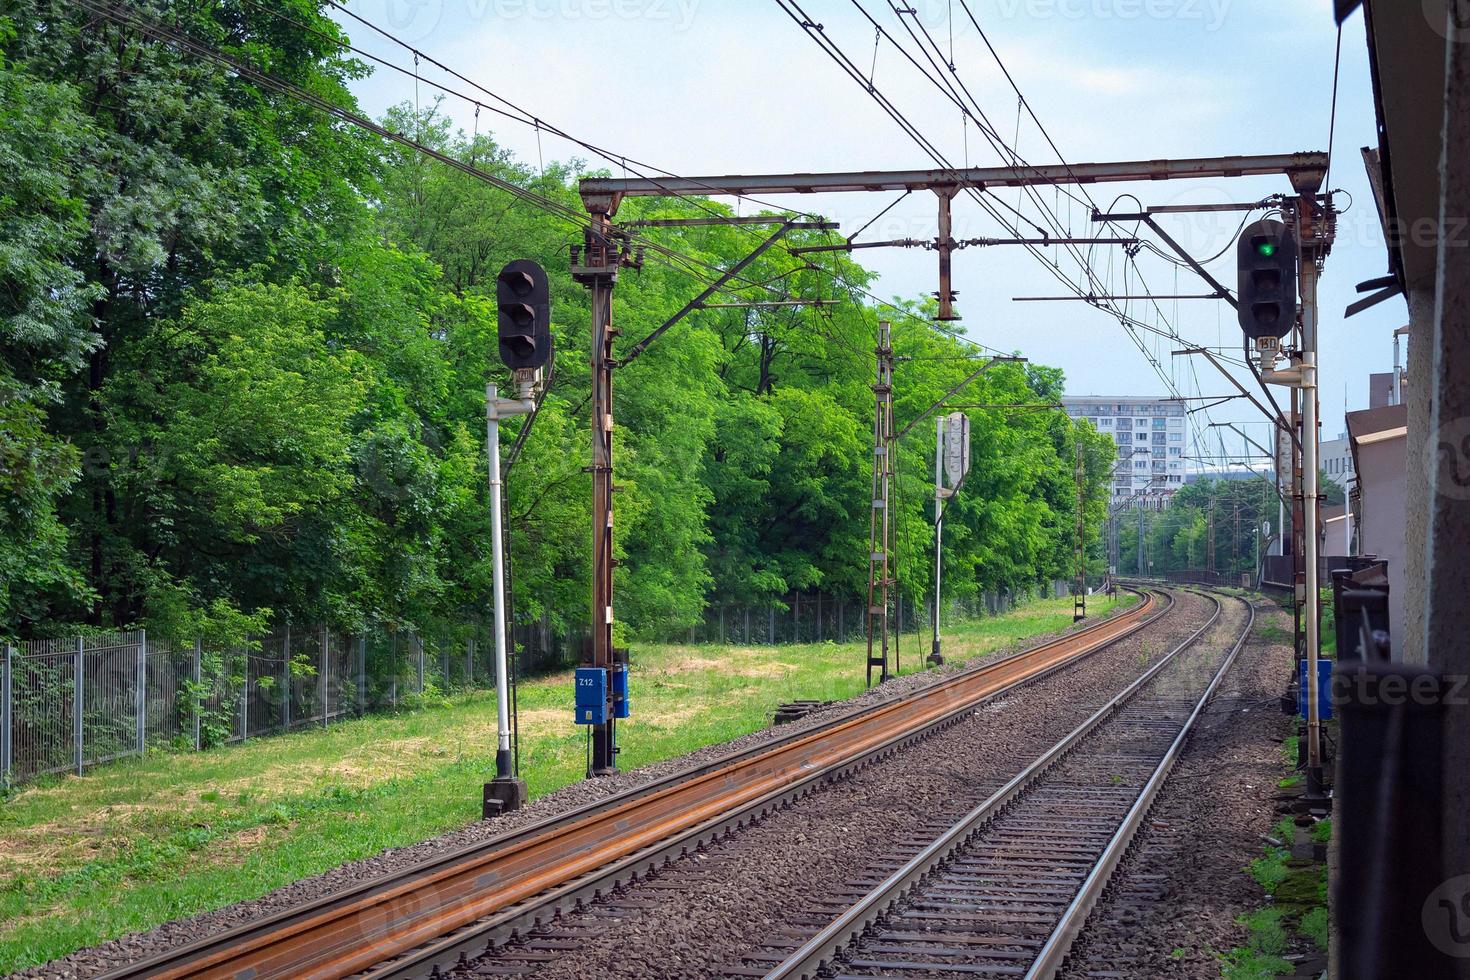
top-left (97, 590), bottom-right (1167, 980)
top-left (731, 590), bottom-right (1254, 980)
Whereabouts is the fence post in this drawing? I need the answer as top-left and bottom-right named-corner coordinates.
top-left (136, 630), bottom-right (147, 756)
top-left (466, 636), bottom-right (474, 687)
top-left (439, 639), bottom-right (448, 692)
top-left (319, 626), bottom-right (328, 728)
top-left (356, 635), bottom-right (366, 717)
top-left (240, 635), bottom-right (249, 741)
top-left (417, 638), bottom-right (424, 696)
top-left (2, 645), bottom-right (12, 781)
top-left (192, 639), bottom-right (202, 751)
top-left (281, 623), bottom-right (291, 733)
top-left (74, 637), bottom-right (83, 776)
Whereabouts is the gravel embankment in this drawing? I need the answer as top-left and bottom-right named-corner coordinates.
top-left (1058, 596), bottom-right (1294, 979)
top-left (450, 590), bottom-right (1218, 980)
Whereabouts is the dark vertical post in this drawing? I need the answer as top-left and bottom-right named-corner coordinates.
top-left (192, 639), bottom-right (202, 751)
top-left (74, 638), bottom-right (83, 775)
top-left (356, 635), bottom-right (367, 717)
top-left (320, 626), bottom-right (329, 727)
top-left (2, 645), bottom-right (11, 780)
top-left (240, 635), bottom-right (249, 740)
top-left (136, 630), bottom-right (147, 755)
top-left (281, 623), bottom-right (291, 733)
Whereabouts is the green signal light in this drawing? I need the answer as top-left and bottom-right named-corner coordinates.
top-left (1257, 241), bottom-right (1277, 257)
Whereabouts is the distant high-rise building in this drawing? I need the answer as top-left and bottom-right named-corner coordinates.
top-left (1061, 396), bottom-right (1188, 508)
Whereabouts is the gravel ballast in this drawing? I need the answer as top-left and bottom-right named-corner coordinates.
top-left (23, 591), bottom-right (1181, 980)
top-left (1057, 595), bottom-right (1296, 979)
top-left (450, 590), bottom-right (1219, 980)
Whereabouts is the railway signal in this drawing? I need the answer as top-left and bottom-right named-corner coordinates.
top-left (497, 259), bottom-right (553, 370)
top-left (1236, 219), bottom-right (1299, 339)
top-left (484, 259), bottom-right (553, 818)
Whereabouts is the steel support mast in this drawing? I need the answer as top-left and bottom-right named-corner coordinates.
top-left (1074, 439), bottom-right (1087, 621)
top-left (866, 321), bottom-right (896, 686)
top-left (571, 211), bottom-right (631, 776)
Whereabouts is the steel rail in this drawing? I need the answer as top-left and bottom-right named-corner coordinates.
top-left (1025, 594), bottom-right (1257, 978)
top-left (99, 591), bottom-right (1165, 980)
top-left (367, 592), bottom-right (1170, 979)
top-left (762, 590), bottom-right (1249, 980)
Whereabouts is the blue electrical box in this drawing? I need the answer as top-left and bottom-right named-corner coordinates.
top-left (1298, 658), bottom-right (1334, 721)
top-left (575, 667), bottom-right (608, 725)
top-left (612, 667), bottom-right (631, 719)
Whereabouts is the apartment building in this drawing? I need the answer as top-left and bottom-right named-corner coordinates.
top-left (1061, 396), bottom-right (1189, 508)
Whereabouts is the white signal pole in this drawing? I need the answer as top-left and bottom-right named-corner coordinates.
top-left (483, 372), bottom-right (538, 818)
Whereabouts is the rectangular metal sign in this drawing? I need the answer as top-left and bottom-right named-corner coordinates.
top-left (943, 412), bottom-right (971, 487)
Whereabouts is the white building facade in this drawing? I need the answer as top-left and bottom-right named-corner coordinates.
top-left (1062, 396), bottom-right (1189, 508)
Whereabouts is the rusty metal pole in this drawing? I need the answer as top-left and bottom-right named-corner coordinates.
top-left (1074, 438), bottom-right (1087, 621)
top-left (866, 321), bottom-right (895, 686)
top-left (575, 209), bottom-right (622, 777)
top-left (935, 188), bottom-right (958, 321)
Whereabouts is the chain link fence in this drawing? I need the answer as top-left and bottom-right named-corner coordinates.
top-left (2, 586), bottom-right (1066, 787)
top-left (683, 588), bottom-right (1052, 645)
top-left (2, 616), bottom-right (576, 787)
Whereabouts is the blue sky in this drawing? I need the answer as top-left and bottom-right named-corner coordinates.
top-left (336, 0), bottom-right (1403, 464)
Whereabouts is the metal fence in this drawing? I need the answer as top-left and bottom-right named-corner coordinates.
top-left (1, 617), bottom-right (576, 787)
top-left (1, 585), bottom-right (1067, 786)
top-left (684, 588), bottom-right (1054, 646)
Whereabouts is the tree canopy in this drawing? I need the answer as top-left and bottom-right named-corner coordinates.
top-left (1, 3), bottom-right (1116, 645)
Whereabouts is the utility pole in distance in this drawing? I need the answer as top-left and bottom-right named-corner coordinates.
top-left (1073, 437), bottom-right (1087, 621)
top-left (866, 321), bottom-right (896, 686)
top-left (482, 259), bottom-right (552, 818)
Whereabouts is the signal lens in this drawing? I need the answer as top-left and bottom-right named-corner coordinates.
top-left (1257, 241), bottom-right (1276, 257)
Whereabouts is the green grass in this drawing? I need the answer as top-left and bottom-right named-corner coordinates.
top-left (0, 592), bottom-right (1130, 972)
top-left (1300, 906), bottom-right (1329, 949)
top-left (1249, 848), bottom-right (1291, 894)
